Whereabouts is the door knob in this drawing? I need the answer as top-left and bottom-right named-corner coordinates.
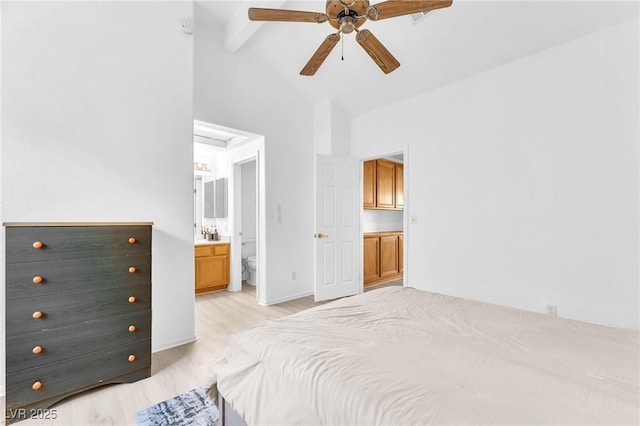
top-left (314, 233), bottom-right (328, 239)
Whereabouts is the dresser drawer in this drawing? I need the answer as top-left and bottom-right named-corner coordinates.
top-left (6, 311), bottom-right (151, 374)
top-left (6, 254), bottom-right (151, 301)
top-left (6, 284), bottom-right (151, 337)
top-left (5, 226), bottom-right (151, 264)
top-left (6, 339), bottom-right (151, 409)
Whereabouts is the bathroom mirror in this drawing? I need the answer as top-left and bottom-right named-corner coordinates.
top-left (214, 177), bottom-right (228, 218)
top-left (203, 180), bottom-right (215, 218)
top-left (204, 178), bottom-right (227, 219)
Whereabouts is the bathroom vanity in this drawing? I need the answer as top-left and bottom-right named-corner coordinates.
top-left (194, 241), bottom-right (229, 294)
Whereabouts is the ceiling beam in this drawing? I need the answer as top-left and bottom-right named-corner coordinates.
top-left (224, 0), bottom-right (288, 52)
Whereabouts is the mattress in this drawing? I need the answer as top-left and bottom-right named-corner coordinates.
top-left (210, 287), bottom-right (639, 425)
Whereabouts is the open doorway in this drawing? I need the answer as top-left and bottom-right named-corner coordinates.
top-left (234, 157), bottom-right (258, 297)
top-left (193, 120), bottom-right (266, 304)
top-left (362, 152), bottom-right (406, 291)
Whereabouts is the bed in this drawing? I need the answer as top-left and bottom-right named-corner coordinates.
top-left (209, 286), bottom-right (639, 425)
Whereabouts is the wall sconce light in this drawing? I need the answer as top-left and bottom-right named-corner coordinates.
top-left (194, 162), bottom-right (212, 171)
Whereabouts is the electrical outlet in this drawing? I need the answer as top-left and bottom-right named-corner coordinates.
top-left (292, 271), bottom-right (296, 280)
top-left (546, 305), bottom-right (557, 316)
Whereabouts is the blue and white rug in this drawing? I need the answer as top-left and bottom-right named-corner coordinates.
top-left (135, 387), bottom-right (220, 426)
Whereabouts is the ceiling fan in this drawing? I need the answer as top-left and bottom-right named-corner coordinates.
top-left (248, 0), bottom-right (453, 76)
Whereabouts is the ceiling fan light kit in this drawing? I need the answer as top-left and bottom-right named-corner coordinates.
top-left (248, 0), bottom-right (453, 76)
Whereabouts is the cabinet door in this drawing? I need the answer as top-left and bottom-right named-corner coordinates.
top-left (379, 235), bottom-right (399, 278)
top-left (195, 255), bottom-right (229, 290)
top-left (363, 160), bottom-right (377, 208)
top-left (363, 236), bottom-right (380, 283)
top-left (395, 163), bottom-right (404, 209)
top-left (376, 160), bottom-right (395, 209)
top-left (398, 234), bottom-right (404, 275)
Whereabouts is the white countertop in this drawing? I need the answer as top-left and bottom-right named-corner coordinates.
top-left (195, 237), bottom-right (230, 245)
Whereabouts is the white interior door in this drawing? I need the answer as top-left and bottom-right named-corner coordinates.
top-left (314, 154), bottom-right (361, 301)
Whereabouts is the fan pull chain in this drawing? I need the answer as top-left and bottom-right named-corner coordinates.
top-left (341, 36), bottom-right (344, 61)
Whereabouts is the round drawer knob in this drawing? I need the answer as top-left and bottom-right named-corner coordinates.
top-left (128, 237), bottom-right (136, 244)
top-left (33, 241), bottom-right (43, 249)
top-left (33, 276), bottom-right (44, 284)
top-left (32, 381), bottom-right (42, 390)
top-left (128, 266), bottom-right (136, 273)
top-left (128, 325), bottom-right (136, 332)
top-left (32, 346), bottom-right (43, 354)
top-left (128, 296), bottom-right (136, 303)
top-left (32, 311), bottom-right (43, 319)
top-left (128, 354), bottom-right (136, 362)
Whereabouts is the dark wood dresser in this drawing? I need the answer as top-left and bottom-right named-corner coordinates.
top-left (4, 222), bottom-right (152, 423)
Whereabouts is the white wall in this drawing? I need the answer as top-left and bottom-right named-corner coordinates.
top-left (194, 12), bottom-right (315, 303)
top-left (363, 210), bottom-right (404, 233)
top-left (330, 102), bottom-right (352, 157)
top-left (1, 3), bottom-right (196, 391)
top-left (352, 19), bottom-right (639, 330)
top-left (314, 99), bottom-right (333, 155)
top-left (314, 99), bottom-right (352, 157)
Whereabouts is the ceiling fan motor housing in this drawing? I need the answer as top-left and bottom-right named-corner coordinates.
top-left (326, 0), bottom-right (369, 31)
top-left (337, 10), bottom-right (359, 33)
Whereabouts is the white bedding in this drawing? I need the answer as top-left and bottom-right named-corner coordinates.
top-left (211, 287), bottom-right (639, 425)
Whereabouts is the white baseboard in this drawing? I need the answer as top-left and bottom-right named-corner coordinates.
top-left (260, 291), bottom-right (314, 306)
top-left (152, 335), bottom-right (198, 353)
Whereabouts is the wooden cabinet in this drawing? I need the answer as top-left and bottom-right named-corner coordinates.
top-left (395, 163), bottom-right (404, 209)
top-left (363, 159), bottom-right (403, 210)
top-left (379, 234), bottom-right (399, 278)
top-left (195, 243), bottom-right (229, 294)
top-left (363, 231), bottom-right (403, 287)
top-left (363, 160), bottom-right (377, 208)
top-left (376, 159), bottom-right (396, 209)
top-left (399, 234), bottom-right (404, 275)
top-left (363, 235), bottom-right (380, 283)
top-left (4, 222), bottom-right (152, 423)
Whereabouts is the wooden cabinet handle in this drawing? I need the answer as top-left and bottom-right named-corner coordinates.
top-left (128, 266), bottom-right (136, 273)
top-left (129, 237), bottom-right (136, 244)
top-left (32, 346), bottom-right (43, 354)
top-left (128, 325), bottom-right (136, 332)
top-left (32, 311), bottom-right (43, 319)
top-left (128, 296), bottom-right (136, 303)
top-left (128, 354), bottom-right (136, 362)
top-left (33, 276), bottom-right (44, 284)
top-left (33, 241), bottom-right (43, 249)
top-left (32, 381), bottom-right (43, 390)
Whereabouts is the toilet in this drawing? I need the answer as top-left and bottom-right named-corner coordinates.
top-left (241, 258), bottom-right (250, 281)
top-left (241, 239), bottom-right (257, 286)
top-left (247, 256), bottom-right (257, 286)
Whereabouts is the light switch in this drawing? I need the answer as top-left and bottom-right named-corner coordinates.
top-left (277, 205), bottom-right (282, 223)
top-left (411, 215), bottom-right (417, 225)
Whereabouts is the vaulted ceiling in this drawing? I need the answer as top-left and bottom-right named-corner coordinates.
top-left (195, 0), bottom-right (639, 116)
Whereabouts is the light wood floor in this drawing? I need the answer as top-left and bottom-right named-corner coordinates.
top-left (10, 280), bottom-right (401, 426)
